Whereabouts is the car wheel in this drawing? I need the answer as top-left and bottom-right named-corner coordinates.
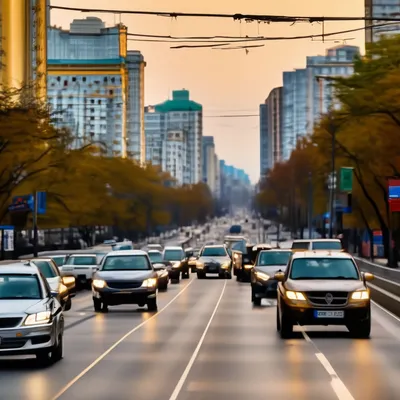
top-left (226, 273), bottom-right (232, 280)
top-left (348, 318), bottom-right (371, 339)
top-left (64, 297), bottom-right (72, 311)
top-left (93, 298), bottom-right (102, 312)
top-left (147, 298), bottom-right (158, 312)
top-left (197, 272), bottom-right (205, 279)
top-left (279, 311), bottom-right (293, 339)
top-left (51, 334), bottom-right (63, 363)
top-left (276, 307), bottom-right (281, 331)
top-left (171, 277), bottom-right (180, 284)
top-left (253, 297), bottom-right (261, 306)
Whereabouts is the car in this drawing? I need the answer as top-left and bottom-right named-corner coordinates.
top-left (0, 264), bottom-right (64, 365)
top-left (50, 255), bottom-right (68, 268)
top-left (196, 245), bottom-right (232, 279)
top-left (28, 258), bottom-right (76, 311)
top-left (250, 249), bottom-right (292, 305)
top-left (91, 250), bottom-right (158, 312)
top-left (147, 244), bottom-right (163, 252)
top-left (237, 243), bottom-right (273, 282)
top-left (61, 253), bottom-right (99, 288)
top-left (179, 247), bottom-right (194, 277)
top-left (147, 250), bottom-right (169, 290)
top-left (188, 248), bottom-right (201, 272)
top-left (112, 241), bottom-right (133, 251)
top-left (162, 246), bottom-right (186, 283)
top-left (290, 239), bottom-right (344, 252)
top-left (223, 236), bottom-right (247, 276)
top-left (275, 251), bottom-right (374, 339)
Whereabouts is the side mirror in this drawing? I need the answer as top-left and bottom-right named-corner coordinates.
top-left (363, 272), bottom-right (374, 282)
top-left (62, 276), bottom-right (76, 285)
top-left (50, 290), bottom-right (58, 298)
top-left (274, 272), bottom-right (285, 282)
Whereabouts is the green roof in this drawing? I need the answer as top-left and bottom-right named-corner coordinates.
top-left (154, 90), bottom-right (202, 112)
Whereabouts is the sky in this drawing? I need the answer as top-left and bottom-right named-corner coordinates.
top-left (50, 0), bottom-right (366, 183)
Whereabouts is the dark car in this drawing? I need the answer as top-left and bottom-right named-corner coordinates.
top-left (250, 249), bottom-right (292, 305)
top-left (179, 248), bottom-right (194, 278)
top-left (188, 248), bottom-right (201, 272)
top-left (162, 246), bottom-right (186, 283)
top-left (223, 236), bottom-right (247, 277)
top-left (147, 250), bottom-right (169, 290)
top-left (196, 245), bottom-right (232, 279)
top-left (275, 251), bottom-right (374, 339)
top-left (91, 250), bottom-right (158, 312)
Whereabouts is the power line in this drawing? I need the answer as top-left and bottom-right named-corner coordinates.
top-left (50, 5), bottom-right (400, 23)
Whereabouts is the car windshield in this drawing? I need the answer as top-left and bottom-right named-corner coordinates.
top-left (68, 256), bottom-right (97, 265)
top-left (32, 261), bottom-right (58, 278)
top-left (201, 247), bottom-right (227, 257)
top-left (258, 251), bottom-right (291, 266)
top-left (312, 241), bottom-right (342, 250)
top-left (0, 274), bottom-right (42, 299)
top-left (163, 250), bottom-right (184, 261)
top-left (290, 258), bottom-right (359, 280)
top-left (102, 255), bottom-right (151, 271)
top-left (291, 241), bottom-right (310, 250)
top-left (148, 252), bottom-right (163, 263)
top-left (226, 240), bottom-right (246, 253)
top-left (51, 256), bottom-right (65, 267)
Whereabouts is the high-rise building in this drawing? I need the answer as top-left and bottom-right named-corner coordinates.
top-left (0, 0), bottom-right (48, 100)
top-left (214, 153), bottom-right (221, 199)
top-left (47, 17), bottom-right (145, 160)
top-left (162, 130), bottom-right (186, 184)
top-left (265, 87), bottom-right (283, 170)
top-left (202, 136), bottom-right (217, 194)
top-left (259, 103), bottom-right (269, 177)
top-left (280, 45), bottom-right (359, 161)
top-left (145, 89), bottom-right (203, 184)
top-left (365, 0), bottom-right (400, 44)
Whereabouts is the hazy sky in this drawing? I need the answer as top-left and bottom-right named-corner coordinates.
top-left (50, 0), bottom-right (365, 183)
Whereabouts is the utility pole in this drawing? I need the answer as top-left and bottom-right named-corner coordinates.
top-left (308, 171), bottom-right (313, 239)
top-left (328, 116), bottom-right (336, 239)
top-left (33, 191), bottom-right (38, 257)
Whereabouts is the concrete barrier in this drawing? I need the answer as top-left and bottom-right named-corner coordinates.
top-left (355, 257), bottom-right (400, 284)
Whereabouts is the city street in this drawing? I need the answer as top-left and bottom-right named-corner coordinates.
top-left (2, 274), bottom-right (400, 400)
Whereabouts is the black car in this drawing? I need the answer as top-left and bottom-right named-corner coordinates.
top-left (250, 249), bottom-right (292, 305)
top-left (147, 250), bottom-right (169, 290)
top-left (162, 246), bottom-right (186, 283)
top-left (92, 250), bottom-right (158, 312)
top-left (196, 245), bottom-right (232, 279)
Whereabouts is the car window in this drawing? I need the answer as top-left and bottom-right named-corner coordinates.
top-left (51, 256), bottom-right (65, 267)
top-left (258, 251), bottom-right (291, 266)
top-left (230, 241), bottom-right (246, 253)
top-left (201, 247), bottom-right (227, 257)
top-left (113, 244), bottom-right (133, 251)
top-left (0, 274), bottom-right (42, 299)
top-left (102, 255), bottom-right (151, 271)
top-left (148, 252), bottom-right (163, 263)
top-left (32, 261), bottom-right (58, 278)
top-left (290, 258), bottom-right (359, 280)
top-left (312, 241), bottom-right (342, 250)
top-left (68, 256), bottom-right (97, 265)
top-left (291, 241), bottom-right (310, 250)
top-left (163, 250), bottom-right (184, 261)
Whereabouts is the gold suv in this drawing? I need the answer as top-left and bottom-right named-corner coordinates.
top-left (275, 251), bottom-right (373, 339)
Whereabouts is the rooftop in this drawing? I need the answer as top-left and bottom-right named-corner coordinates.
top-left (154, 90), bottom-right (202, 113)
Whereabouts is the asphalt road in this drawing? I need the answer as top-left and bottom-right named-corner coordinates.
top-left (2, 274), bottom-right (400, 400)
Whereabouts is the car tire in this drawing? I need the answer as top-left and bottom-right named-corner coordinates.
top-left (93, 298), bottom-right (102, 312)
top-left (276, 308), bottom-right (281, 331)
top-left (36, 334), bottom-right (63, 366)
top-left (279, 309), bottom-right (293, 339)
top-left (253, 297), bottom-right (261, 306)
top-left (348, 318), bottom-right (371, 339)
top-left (197, 272), bottom-right (205, 279)
top-left (159, 282), bottom-right (168, 291)
top-left (52, 334), bottom-right (63, 362)
top-left (64, 297), bottom-right (72, 311)
top-left (147, 298), bottom-right (158, 312)
top-left (226, 273), bottom-right (232, 280)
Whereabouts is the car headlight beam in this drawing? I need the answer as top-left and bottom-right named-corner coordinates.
top-left (24, 311), bottom-right (51, 326)
top-left (172, 262), bottom-right (181, 269)
top-left (351, 290), bottom-right (369, 300)
top-left (255, 271), bottom-right (270, 281)
top-left (92, 279), bottom-right (106, 289)
top-left (221, 263), bottom-right (230, 269)
top-left (141, 278), bottom-right (157, 288)
top-left (286, 291), bottom-right (306, 301)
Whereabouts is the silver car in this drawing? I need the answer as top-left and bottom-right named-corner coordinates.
top-left (0, 264), bottom-right (64, 365)
top-left (92, 250), bottom-right (158, 312)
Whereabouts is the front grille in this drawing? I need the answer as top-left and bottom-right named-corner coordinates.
top-left (0, 318), bottom-right (22, 329)
top-left (106, 281), bottom-right (142, 290)
top-left (0, 338), bottom-right (27, 349)
top-left (305, 291), bottom-right (349, 306)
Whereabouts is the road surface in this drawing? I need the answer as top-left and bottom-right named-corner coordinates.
top-left (2, 275), bottom-right (400, 400)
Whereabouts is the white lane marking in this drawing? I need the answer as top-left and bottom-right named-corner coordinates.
top-left (301, 330), bottom-right (355, 400)
top-left (50, 278), bottom-right (195, 400)
top-left (169, 280), bottom-right (227, 400)
top-left (372, 300), bottom-right (400, 323)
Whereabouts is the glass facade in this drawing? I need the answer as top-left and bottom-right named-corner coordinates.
top-left (259, 103), bottom-right (268, 176)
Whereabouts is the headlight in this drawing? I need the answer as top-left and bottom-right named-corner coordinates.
top-left (351, 290), bottom-right (369, 300)
top-left (233, 254), bottom-right (239, 259)
top-left (221, 262), bottom-right (230, 269)
top-left (160, 271), bottom-right (168, 278)
top-left (196, 262), bottom-right (204, 269)
top-left (92, 279), bottom-right (106, 289)
top-left (62, 276), bottom-right (75, 285)
top-left (141, 278), bottom-right (157, 288)
top-left (172, 262), bottom-right (181, 269)
top-left (244, 264), bottom-right (253, 269)
top-left (286, 291), bottom-right (306, 301)
top-left (24, 311), bottom-right (51, 326)
top-left (255, 271), bottom-right (270, 281)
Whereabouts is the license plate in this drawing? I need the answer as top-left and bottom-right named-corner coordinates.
top-left (314, 310), bottom-right (344, 318)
